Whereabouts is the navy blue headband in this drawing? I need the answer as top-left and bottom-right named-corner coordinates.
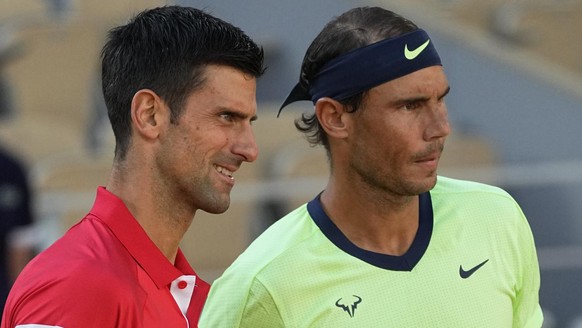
top-left (278, 29), bottom-right (442, 116)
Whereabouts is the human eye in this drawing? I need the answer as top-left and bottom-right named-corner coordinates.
top-left (219, 112), bottom-right (235, 122)
top-left (402, 101), bottom-right (421, 111)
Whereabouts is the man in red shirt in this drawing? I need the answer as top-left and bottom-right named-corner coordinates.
top-left (2, 5), bottom-right (264, 328)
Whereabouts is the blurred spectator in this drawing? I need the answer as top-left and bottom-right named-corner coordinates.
top-left (0, 23), bottom-right (36, 318)
top-left (0, 144), bottom-right (36, 318)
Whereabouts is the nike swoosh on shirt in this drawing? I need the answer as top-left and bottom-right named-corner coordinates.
top-left (459, 259), bottom-right (489, 279)
top-left (404, 39), bottom-right (430, 60)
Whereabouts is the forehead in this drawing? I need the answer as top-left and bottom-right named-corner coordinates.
top-left (185, 65), bottom-right (257, 111)
top-left (198, 64), bottom-right (256, 93)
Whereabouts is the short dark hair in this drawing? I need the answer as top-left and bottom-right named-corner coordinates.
top-left (294, 7), bottom-right (417, 154)
top-left (101, 5), bottom-right (265, 160)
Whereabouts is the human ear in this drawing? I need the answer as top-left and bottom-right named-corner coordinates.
top-left (314, 97), bottom-right (349, 139)
top-left (130, 89), bottom-right (167, 140)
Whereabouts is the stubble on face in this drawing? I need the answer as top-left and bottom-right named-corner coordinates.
top-left (155, 135), bottom-right (232, 217)
top-left (346, 67), bottom-right (449, 200)
top-left (156, 65), bottom-right (257, 217)
top-left (349, 145), bottom-right (436, 200)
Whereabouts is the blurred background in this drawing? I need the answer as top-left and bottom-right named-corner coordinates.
top-left (0, 0), bottom-right (581, 326)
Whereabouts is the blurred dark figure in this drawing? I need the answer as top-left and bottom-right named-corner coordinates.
top-left (0, 24), bottom-right (36, 318)
top-left (0, 145), bottom-right (35, 318)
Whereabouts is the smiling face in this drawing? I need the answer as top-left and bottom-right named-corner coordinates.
top-left (155, 65), bottom-right (259, 215)
top-left (347, 66), bottom-right (451, 197)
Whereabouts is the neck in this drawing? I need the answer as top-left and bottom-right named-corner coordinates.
top-left (320, 174), bottom-right (419, 256)
top-left (107, 161), bottom-right (194, 264)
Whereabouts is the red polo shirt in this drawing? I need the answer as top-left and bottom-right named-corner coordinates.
top-left (2, 187), bottom-right (210, 328)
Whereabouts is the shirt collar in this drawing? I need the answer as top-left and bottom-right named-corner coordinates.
top-left (307, 191), bottom-right (433, 271)
top-left (89, 187), bottom-right (196, 289)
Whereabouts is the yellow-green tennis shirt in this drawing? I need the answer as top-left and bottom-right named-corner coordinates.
top-left (200, 176), bottom-right (543, 327)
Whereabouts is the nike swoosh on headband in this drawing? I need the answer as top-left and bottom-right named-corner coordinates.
top-left (404, 39), bottom-right (430, 60)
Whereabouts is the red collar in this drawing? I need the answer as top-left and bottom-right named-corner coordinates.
top-left (89, 187), bottom-right (196, 289)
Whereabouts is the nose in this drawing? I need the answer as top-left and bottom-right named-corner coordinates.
top-left (424, 102), bottom-right (451, 141)
top-left (232, 124), bottom-right (259, 162)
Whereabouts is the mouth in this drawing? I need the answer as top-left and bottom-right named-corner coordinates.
top-left (415, 154), bottom-right (438, 163)
top-left (214, 164), bottom-right (235, 181)
top-left (414, 143), bottom-right (444, 165)
top-left (414, 151), bottom-right (441, 170)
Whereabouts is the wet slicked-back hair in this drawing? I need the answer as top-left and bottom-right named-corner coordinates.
top-left (295, 7), bottom-right (417, 155)
top-left (101, 6), bottom-right (265, 160)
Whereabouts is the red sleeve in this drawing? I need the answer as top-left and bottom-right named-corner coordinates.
top-left (2, 265), bottom-right (146, 328)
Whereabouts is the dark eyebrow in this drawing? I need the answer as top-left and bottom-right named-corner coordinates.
top-left (393, 95), bottom-right (429, 107)
top-left (402, 86), bottom-right (451, 103)
top-left (220, 108), bottom-right (257, 122)
top-left (390, 85), bottom-right (451, 107)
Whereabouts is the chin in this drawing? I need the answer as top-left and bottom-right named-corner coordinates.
top-left (424, 175), bottom-right (439, 190)
top-left (201, 198), bottom-right (231, 214)
top-left (409, 175), bottom-right (438, 195)
top-left (203, 204), bottom-right (229, 214)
